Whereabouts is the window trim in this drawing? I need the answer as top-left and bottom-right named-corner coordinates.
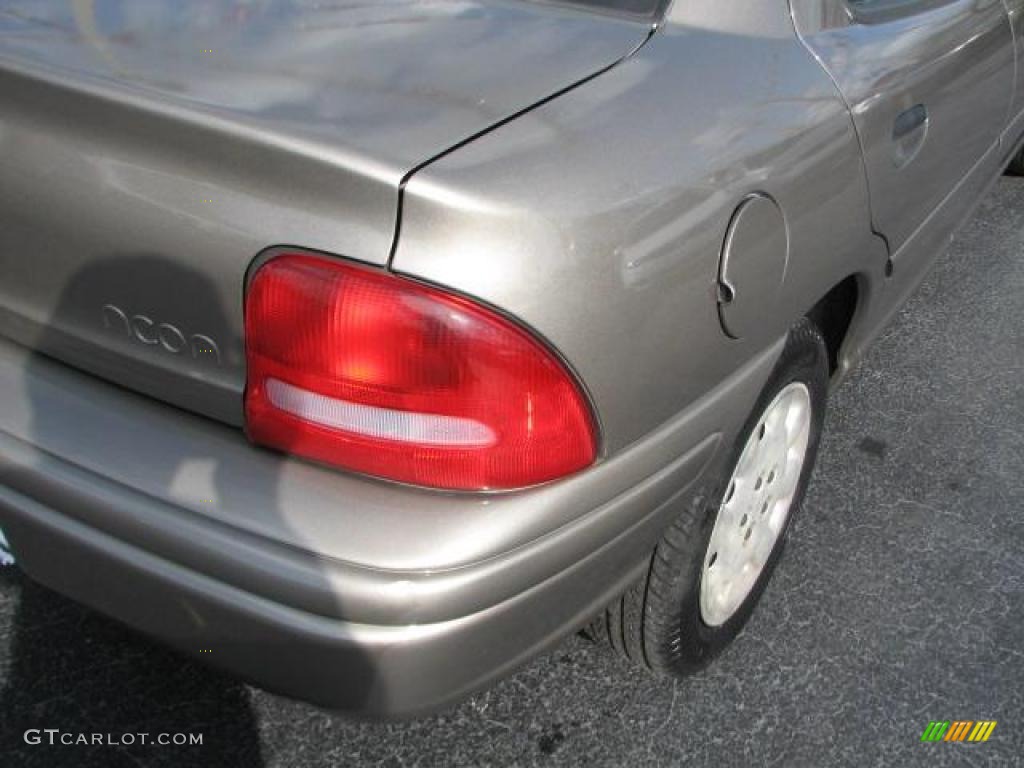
top-left (521, 0), bottom-right (672, 23)
top-left (844, 0), bottom-right (960, 25)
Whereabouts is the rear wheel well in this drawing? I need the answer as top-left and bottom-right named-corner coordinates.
top-left (806, 276), bottom-right (859, 376)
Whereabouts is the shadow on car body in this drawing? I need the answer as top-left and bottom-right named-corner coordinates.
top-left (0, 255), bottom-right (369, 765)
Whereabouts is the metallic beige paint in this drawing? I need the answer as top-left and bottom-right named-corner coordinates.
top-left (0, 0), bottom-right (1021, 714)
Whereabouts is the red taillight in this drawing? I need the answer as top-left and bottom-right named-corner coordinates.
top-left (244, 252), bottom-right (598, 490)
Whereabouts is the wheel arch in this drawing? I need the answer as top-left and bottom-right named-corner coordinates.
top-left (805, 274), bottom-right (862, 378)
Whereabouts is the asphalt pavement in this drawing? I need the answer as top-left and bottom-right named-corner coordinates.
top-left (1, 179), bottom-right (1023, 768)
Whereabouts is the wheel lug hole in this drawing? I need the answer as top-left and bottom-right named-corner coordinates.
top-left (739, 514), bottom-right (748, 528)
top-left (767, 469), bottom-right (776, 485)
top-left (743, 528), bottom-right (752, 543)
top-left (708, 551), bottom-right (718, 568)
top-left (754, 477), bottom-right (763, 491)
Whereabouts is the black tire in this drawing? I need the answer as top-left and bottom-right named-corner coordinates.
top-left (1006, 146), bottom-right (1024, 176)
top-left (586, 318), bottom-right (829, 675)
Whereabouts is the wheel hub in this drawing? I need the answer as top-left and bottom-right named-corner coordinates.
top-left (699, 382), bottom-right (812, 627)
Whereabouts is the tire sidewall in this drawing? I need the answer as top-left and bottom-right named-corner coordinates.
top-left (675, 322), bottom-right (828, 665)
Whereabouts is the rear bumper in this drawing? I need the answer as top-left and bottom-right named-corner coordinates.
top-left (0, 335), bottom-right (780, 716)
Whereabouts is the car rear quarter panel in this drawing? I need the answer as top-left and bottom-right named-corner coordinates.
top-left (0, 0), bottom-right (649, 427)
top-left (392, 0), bottom-right (888, 455)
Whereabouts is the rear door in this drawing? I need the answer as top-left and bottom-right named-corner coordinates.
top-left (792, 0), bottom-right (1014, 254)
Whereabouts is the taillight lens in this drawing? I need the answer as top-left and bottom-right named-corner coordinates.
top-left (244, 252), bottom-right (598, 490)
